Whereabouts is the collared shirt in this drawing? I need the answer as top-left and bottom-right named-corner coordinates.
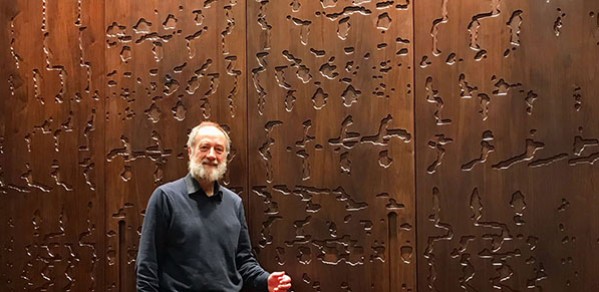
top-left (136, 174), bottom-right (269, 292)
top-left (185, 173), bottom-right (223, 200)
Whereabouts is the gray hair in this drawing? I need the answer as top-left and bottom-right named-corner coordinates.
top-left (187, 121), bottom-right (231, 153)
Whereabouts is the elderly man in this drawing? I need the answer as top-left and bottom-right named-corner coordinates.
top-left (137, 121), bottom-right (292, 292)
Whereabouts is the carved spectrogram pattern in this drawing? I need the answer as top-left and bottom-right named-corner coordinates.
top-left (103, 1), bottom-right (247, 291)
top-left (3, 0), bottom-right (598, 291)
top-left (416, 0), bottom-right (599, 291)
top-left (248, 1), bottom-right (415, 291)
top-left (0, 0), bottom-right (247, 291)
top-left (0, 0), bottom-right (105, 290)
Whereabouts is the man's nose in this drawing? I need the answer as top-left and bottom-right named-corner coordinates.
top-left (207, 147), bottom-right (217, 158)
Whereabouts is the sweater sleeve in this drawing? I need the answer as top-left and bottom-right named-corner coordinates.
top-left (136, 188), bottom-right (170, 292)
top-left (236, 201), bottom-right (270, 291)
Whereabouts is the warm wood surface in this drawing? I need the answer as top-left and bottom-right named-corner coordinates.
top-left (1, 0), bottom-right (597, 291)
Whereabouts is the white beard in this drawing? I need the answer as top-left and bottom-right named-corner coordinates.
top-left (189, 159), bottom-right (227, 182)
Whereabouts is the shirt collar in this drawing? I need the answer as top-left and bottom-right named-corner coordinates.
top-left (185, 173), bottom-right (223, 199)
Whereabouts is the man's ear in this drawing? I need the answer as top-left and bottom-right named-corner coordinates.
top-left (188, 145), bottom-right (192, 156)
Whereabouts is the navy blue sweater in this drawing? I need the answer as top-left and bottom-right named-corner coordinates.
top-left (136, 174), bottom-right (269, 291)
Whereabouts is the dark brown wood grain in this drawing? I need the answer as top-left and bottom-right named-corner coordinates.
top-left (0, 0), bottom-right (106, 290)
top-left (102, 1), bottom-right (248, 291)
top-left (246, 1), bottom-right (415, 291)
top-left (415, 1), bottom-right (599, 291)
top-left (1, 0), bottom-right (598, 291)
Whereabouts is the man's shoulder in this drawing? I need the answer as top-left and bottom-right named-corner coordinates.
top-left (154, 176), bottom-right (187, 196)
top-left (219, 185), bottom-right (242, 202)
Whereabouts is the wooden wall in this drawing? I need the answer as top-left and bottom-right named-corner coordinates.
top-left (246, 1), bottom-right (414, 291)
top-left (1, 0), bottom-right (598, 291)
top-left (415, 1), bottom-right (599, 291)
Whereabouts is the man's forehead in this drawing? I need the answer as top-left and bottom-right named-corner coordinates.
top-left (195, 126), bottom-right (227, 142)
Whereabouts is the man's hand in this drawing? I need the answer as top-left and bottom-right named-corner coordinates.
top-left (268, 271), bottom-right (292, 292)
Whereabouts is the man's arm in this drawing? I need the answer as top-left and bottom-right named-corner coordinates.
top-left (235, 202), bottom-right (270, 291)
top-left (136, 188), bottom-right (169, 292)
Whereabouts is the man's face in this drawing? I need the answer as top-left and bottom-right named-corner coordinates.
top-left (188, 126), bottom-right (228, 182)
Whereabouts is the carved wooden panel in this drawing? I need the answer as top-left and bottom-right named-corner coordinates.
top-left (103, 0), bottom-right (247, 291)
top-left (0, 0), bottom-right (106, 290)
top-left (0, 0), bottom-right (247, 291)
top-left (3, 0), bottom-right (599, 291)
top-left (247, 1), bottom-right (415, 291)
top-left (415, 0), bottom-right (599, 291)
